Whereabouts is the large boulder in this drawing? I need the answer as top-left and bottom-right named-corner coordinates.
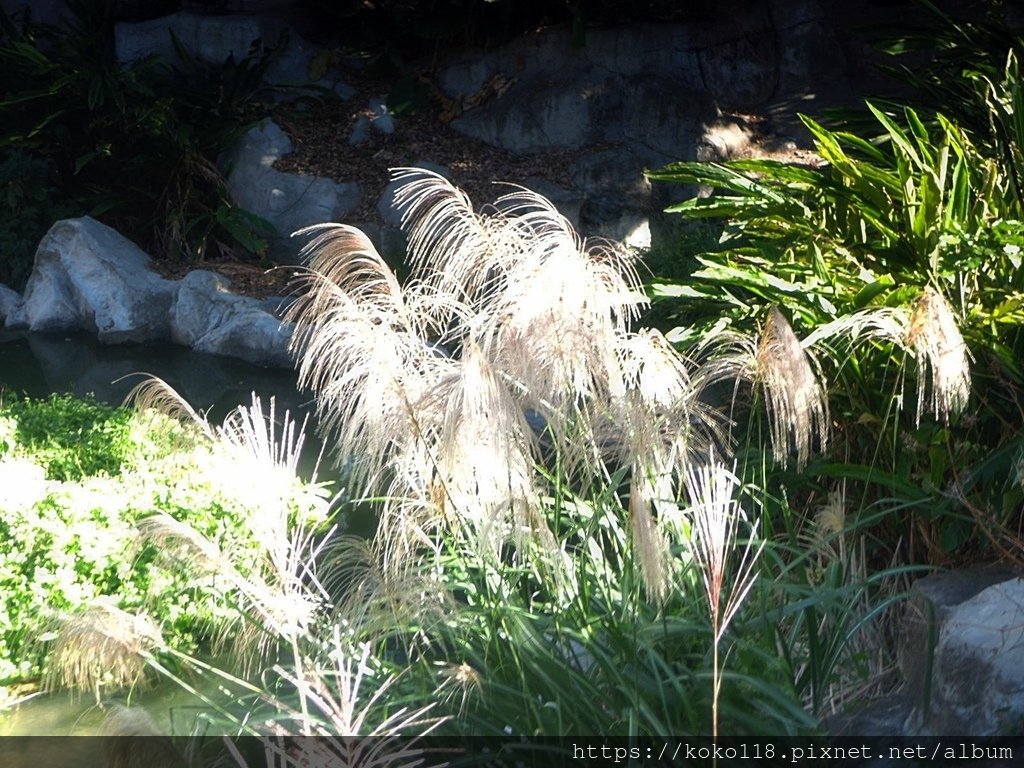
top-left (171, 269), bottom-right (293, 368)
top-left (899, 567), bottom-right (1017, 734)
top-left (114, 11), bottom-right (354, 100)
top-left (115, 12), bottom-right (280, 67)
top-left (435, 2), bottom-right (843, 248)
top-left (226, 119), bottom-right (361, 263)
top-left (20, 217), bottom-right (177, 344)
top-left (926, 577), bottom-right (1024, 735)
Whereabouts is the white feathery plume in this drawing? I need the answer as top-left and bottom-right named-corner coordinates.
top-left (701, 307), bottom-right (829, 469)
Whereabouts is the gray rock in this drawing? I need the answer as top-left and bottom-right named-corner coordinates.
top-left (900, 567), bottom-right (1017, 734)
top-left (618, 75), bottom-right (718, 158)
top-left (696, 30), bottom-right (777, 110)
top-left (0, 283), bottom-right (23, 328)
top-left (226, 119), bottom-right (360, 263)
top-left (368, 97), bottom-right (395, 135)
top-left (20, 218), bottom-right (176, 343)
top-left (927, 578), bottom-right (1024, 735)
top-left (521, 178), bottom-right (582, 229)
top-left (435, 10), bottom-right (849, 251)
top-left (349, 115), bottom-right (371, 146)
top-left (698, 120), bottom-right (756, 162)
top-left (264, 31), bottom-right (356, 101)
top-left (171, 270), bottom-right (293, 368)
top-left (450, 70), bottom-right (602, 153)
top-left (115, 12), bottom-right (282, 66)
top-left (774, 12), bottom-right (847, 95)
top-left (826, 691), bottom-right (915, 738)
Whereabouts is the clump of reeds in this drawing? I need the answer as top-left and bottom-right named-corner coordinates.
top-left (43, 600), bottom-right (163, 701)
top-left (286, 168), bottom-right (717, 601)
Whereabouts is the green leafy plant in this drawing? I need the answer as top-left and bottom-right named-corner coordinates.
top-left (2, 393), bottom-right (135, 481)
top-left (647, 103), bottom-right (1024, 563)
top-left (0, 391), bottom-right (328, 691)
top-left (0, 0), bottom-right (278, 269)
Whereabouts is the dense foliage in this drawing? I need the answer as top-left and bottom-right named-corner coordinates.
top-left (0, 392), bottom-right (319, 688)
top-left (647, 83), bottom-right (1024, 568)
top-left (0, 0), bottom-right (277, 290)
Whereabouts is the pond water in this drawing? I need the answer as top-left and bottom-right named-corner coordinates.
top-left (1, 664), bottom-right (256, 767)
top-left (0, 332), bottom-right (336, 740)
top-left (1, 668), bottom-right (235, 737)
top-left (0, 330), bottom-right (313, 425)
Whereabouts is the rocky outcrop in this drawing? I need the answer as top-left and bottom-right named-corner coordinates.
top-left (225, 120), bottom-right (361, 264)
top-left (829, 568), bottom-right (1024, 739)
top-left (171, 270), bottom-right (293, 368)
top-left (919, 576), bottom-right (1024, 735)
top-left (4, 217), bottom-right (292, 368)
top-left (429, 3), bottom-right (844, 247)
top-left (104, 3), bottom-right (848, 254)
top-left (19, 218), bottom-right (177, 344)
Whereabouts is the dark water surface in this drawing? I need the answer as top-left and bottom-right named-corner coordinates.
top-left (0, 331), bottom-right (312, 420)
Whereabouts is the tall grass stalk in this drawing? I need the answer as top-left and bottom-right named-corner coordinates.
top-left (124, 379), bottom-right (447, 753)
top-left (685, 459), bottom-right (764, 741)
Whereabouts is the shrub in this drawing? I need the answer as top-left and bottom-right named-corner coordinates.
top-left (0, 391), bottom-right (327, 690)
top-left (2, 393), bottom-right (135, 481)
top-left (0, 0), bottom-right (278, 271)
top-left (646, 102), bottom-right (1024, 563)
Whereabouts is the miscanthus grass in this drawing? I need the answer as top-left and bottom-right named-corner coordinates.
top-left (285, 167), bottom-right (723, 603)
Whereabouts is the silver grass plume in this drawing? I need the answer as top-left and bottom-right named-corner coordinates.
top-left (802, 287), bottom-right (971, 425)
top-left (287, 168), bottom-right (715, 601)
top-left (43, 600), bottom-right (163, 699)
top-left (701, 307), bottom-right (828, 469)
top-left (905, 287), bottom-right (971, 424)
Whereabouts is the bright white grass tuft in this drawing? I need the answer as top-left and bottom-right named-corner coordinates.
top-left (614, 329), bottom-right (727, 602)
top-left (287, 224), bottom-right (459, 495)
top-left (44, 599), bottom-right (163, 700)
top-left (802, 287), bottom-right (971, 425)
top-left (701, 306), bottom-right (829, 469)
top-left (905, 287), bottom-right (971, 425)
top-left (126, 379), bottom-right (336, 672)
top-left (684, 457), bottom-right (764, 740)
top-left (287, 168), bottom-right (713, 599)
top-left (420, 338), bottom-right (542, 554)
